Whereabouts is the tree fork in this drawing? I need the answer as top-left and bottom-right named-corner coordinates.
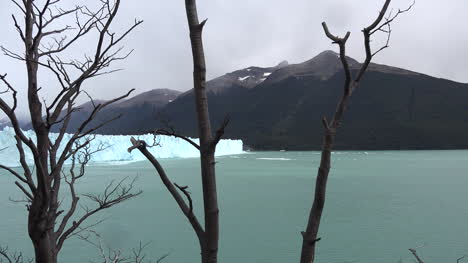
top-left (299, 1), bottom-right (414, 262)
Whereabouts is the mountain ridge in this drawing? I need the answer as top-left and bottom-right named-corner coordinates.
top-left (13, 50), bottom-right (468, 150)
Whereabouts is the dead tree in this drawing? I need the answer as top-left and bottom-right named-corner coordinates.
top-left (408, 245), bottom-right (466, 263)
top-left (0, 246), bottom-right (33, 263)
top-left (299, 1), bottom-right (414, 262)
top-left (128, 0), bottom-right (225, 262)
top-left (0, 1), bottom-right (142, 262)
top-left (408, 247), bottom-right (425, 263)
top-left (76, 230), bottom-right (170, 263)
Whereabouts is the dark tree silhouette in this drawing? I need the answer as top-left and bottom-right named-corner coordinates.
top-left (128, 0), bottom-right (226, 262)
top-left (0, 0), bottom-right (142, 262)
top-left (300, 1), bottom-right (414, 262)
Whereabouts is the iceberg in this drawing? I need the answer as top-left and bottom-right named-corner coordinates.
top-left (0, 127), bottom-right (243, 167)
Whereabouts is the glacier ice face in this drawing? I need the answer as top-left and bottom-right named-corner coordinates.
top-left (0, 127), bottom-right (243, 167)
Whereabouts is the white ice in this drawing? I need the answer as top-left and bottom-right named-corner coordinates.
top-left (256, 158), bottom-right (292, 161)
top-left (0, 127), bottom-right (243, 167)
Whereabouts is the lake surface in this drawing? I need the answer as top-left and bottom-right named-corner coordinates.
top-left (1, 151), bottom-right (468, 262)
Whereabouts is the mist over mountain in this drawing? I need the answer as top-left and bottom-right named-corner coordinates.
top-left (20, 50), bottom-right (468, 150)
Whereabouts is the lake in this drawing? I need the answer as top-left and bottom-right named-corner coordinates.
top-left (1, 151), bottom-right (467, 262)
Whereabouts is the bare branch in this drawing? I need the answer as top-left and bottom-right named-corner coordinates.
top-left (128, 138), bottom-right (205, 240)
top-left (43, 5), bottom-right (82, 29)
top-left (175, 183), bottom-right (193, 213)
top-left (77, 230), bottom-right (165, 263)
top-left (38, 6), bottom-right (101, 57)
top-left (154, 128), bottom-right (200, 151)
top-left (300, 1), bottom-right (414, 262)
top-left (408, 247), bottom-right (425, 263)
top-left (321, 22), bottom-right (352, 97)
top-left (370, 0), bottom-right (415, 36)
top-left (56, 177), bottom-right (141, 251)
top-left (156, 253), bottom-right (171, 263)
top-left (54, 89), bottom-right (135, 170)
top-left (0, 246), bottom-right (13, 263)
top-left (0, 246), bottom-right (32, 263)
top-left (211, 115), bottom-right (230, 148)
top-left (321, 22), bottom-right (350, 44)
top-left (55, 138), bottom-right (109, 238)
top-left (0, 75), bottom-right (39, 163)
top-left (0, 73), bottom-right (19, 112)
top-left (356, 0), bottom-right (414, 82)
top-left (11, 15), bottom-right (26, 42)
top-left (0, 165), bottom-right (28, 184)
top-left (10, 0), bottom-right (26, 14)
top-left (14, 181), bottom-right (33, 201)
top-left (151, 114), bottom-right (200, 150)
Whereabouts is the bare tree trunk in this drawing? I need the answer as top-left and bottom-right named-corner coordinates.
top-left (24, 4), bottom-right (56, 260)
top-left (29, 194), bottom-right (57, 263)
top-left (185, 1), bottom-right (219, 262)
top-left (31, 233), bottom-right (56, 263)
top-left (129, 2), bottom-right (224, 262)
top-left (300, 130), bottom-right (333, 263)
top-left (299, 1), bottom-right (413, 262)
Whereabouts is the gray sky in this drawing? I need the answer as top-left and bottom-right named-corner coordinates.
top-left (0, 0), bottom-right (467, 117)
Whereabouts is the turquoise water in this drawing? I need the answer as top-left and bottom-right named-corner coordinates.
top-left (1, 151), bottom-right (468, 262)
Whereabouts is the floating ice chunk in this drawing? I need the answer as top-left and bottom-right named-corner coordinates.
top-left (256, 158), bottom-right (292, 161)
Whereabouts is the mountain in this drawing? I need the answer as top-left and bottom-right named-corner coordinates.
top-left (195, 60), bottom-right (289, 94)
top-left (43, 89), bottom-right (181, 134)
top-left (28, 50), bottom-right (468, 150)
top-left (0, 116), bottom-right (29, 130)
top-left (155, 50), bottom-right (468, 150)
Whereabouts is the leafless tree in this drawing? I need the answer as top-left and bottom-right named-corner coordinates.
top-left (300, 1), bottom-right (414, 262)
top-left (407, 244), bottom-right (428, 263)
top-left (76, 230), bottom-right (170, 263)
top-left (0, 247), bottom-right (33, 263)
top-left (0, 0), bottom-right (142, 262)
top-left (408, 245), bottom-right (466, 263)
top-left (128, 0), bottom-right (226, 262)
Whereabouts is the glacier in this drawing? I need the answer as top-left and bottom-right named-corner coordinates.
top-left (0, 127), bottom-right (243, 167)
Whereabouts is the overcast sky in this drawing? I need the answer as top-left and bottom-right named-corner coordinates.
top-left (0, 0), bottom-right (467, 117)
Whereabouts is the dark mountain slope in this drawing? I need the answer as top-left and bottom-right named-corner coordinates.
top-left (154, 52), bottom-right (468, 150)
top-left (44, 89), bottom-right (181, 134)
top-left (33, 50), bottom-right (468, 150)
